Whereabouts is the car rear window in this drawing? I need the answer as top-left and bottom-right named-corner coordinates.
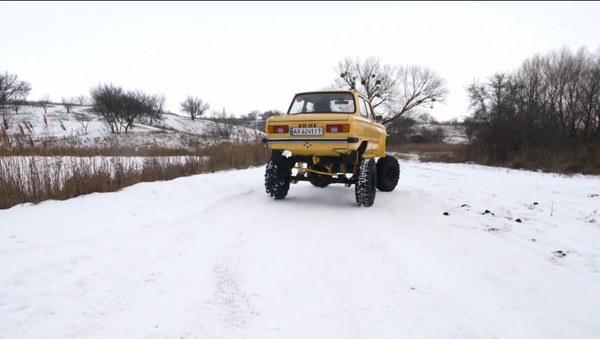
top-left (288, 92), bottom-right (356, 114)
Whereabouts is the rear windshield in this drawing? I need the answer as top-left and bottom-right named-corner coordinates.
top-left (288, 92), bottom-right (356, 114)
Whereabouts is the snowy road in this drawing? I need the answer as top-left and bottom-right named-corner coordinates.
top-left (1, 159), bottom-right (600, 339)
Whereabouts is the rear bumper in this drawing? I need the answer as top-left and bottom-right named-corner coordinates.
top-left (262, 137), bottom-right (359, 143)
top-left (270, 149), bottom-right (359, 165)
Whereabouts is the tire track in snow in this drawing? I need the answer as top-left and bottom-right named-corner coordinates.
top-left (198, 192), bottom-right (261, 339)
top-left (372, 200), bottom-right (501, 336)
top-left (0, 220), bottom-right (187, 257)
top-left (201, 186), bottom-right (260, 215)
top-left (202, 253), bottom-right (260, 339)
top-left (71, 228), bottom-right (193, 338)
top-left (0, 255), bottom-right (92, 339)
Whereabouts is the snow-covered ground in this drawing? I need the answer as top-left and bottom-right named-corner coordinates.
top-left (1, 104), bottom-right (265, 149)
top-left (1, 158), bottom-right (599, 339)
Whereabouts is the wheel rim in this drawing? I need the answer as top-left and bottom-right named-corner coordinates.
top-left (278, 167), bottom-right (288, 186)
top-left (385, 167), bottom-right (396, 182)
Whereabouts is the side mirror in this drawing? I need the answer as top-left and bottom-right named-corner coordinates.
top-left (376, 115), bottom-right (383, 123)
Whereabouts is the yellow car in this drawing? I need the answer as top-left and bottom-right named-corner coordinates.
top-left (262, 90), bottom-right (400, 207)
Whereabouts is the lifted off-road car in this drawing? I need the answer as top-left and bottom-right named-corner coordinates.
top-left (262, 90), bottom-right (400, 207)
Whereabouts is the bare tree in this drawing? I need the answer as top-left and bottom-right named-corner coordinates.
top-left (9, 101), bottom-right (23, 114)
top-left (121, 89), bottom-right (155, 132)
top-left (61, 96), bottom-right (76, 113)
top-left (332, 56), bottom-right (449, 125)
top-left (254, 109), bottom-right (283, 132)
top-left (151, 93), bottom-right (166, 114)
top-left (90, 83), bottom-right (125, 133)
top-left (260, 109), bottom-right (282, 120)
top-left (2, 113), bottom-right (12, 130)
top-left (145, 93), bottom-right (166, 125)
top-left (247, 110), bottom-right (260, 122)
top-left (180, 96), bottom-right (210, 120)
top-left (75, 113), bottom-right (92, 135)
top-left (90, 83), bottom-right (161, 134)
top-left (464, 45), bottom-right (600, 164)
top-left (419, 126), bottom-right (446, 143)
top-left (0, 71), bottom-right (32, 105)
top-left (241, 109), bottom-right (261, 130)
top-left (386, 114), bottom-right (418, 140)
top-left (38, 94), bottom-right (51, 114)
top-left (75, 94), bottom-right (88, 106)
top-left (206, 108), bottom-right (235, 139)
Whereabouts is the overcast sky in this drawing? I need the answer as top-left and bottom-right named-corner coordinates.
top-left (1, 1), bottom-right (599, 121)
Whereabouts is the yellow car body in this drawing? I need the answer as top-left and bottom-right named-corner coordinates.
top-left (262, 90), bottom-right (387, 158)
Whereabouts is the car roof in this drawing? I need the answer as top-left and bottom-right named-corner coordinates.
top-left (293, 89), bottom-right (360, 96)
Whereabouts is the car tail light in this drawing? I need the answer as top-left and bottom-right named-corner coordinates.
top-left (268, 125), bottom-right (289, 133)
top-left (326, 124), bottom-right (349, 133)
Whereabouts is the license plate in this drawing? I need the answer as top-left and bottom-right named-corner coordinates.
top-left (291, 127), bottom-right (323, 135)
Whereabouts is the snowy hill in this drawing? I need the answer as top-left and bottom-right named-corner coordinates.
top-left (1, 104), bottom-right (265, 149)
top-left (1, 104), bottom-right (469, 150)
top-left (419, 123), bottom-right (468, 144)
top-left (1, 158), bottom-right (599, 338)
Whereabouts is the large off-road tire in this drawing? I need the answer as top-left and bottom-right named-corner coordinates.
top-left (355, 158), bottom-right (377, 207)
top-left (265, 160), bottom-right (291, 200)
top-left (376, 156), bottom-right (400, 192)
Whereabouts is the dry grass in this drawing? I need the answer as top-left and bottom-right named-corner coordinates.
top-left (0, 141), bottom-right (271, 210)
top-left (202, 141), bottom-right (271, 172)
top-left (400, 141), bottom-right (600, 176)
top-left (496, 146), bottom-right (600, 175)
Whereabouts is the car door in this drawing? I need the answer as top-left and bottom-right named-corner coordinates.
top-left (357, 96), bottom-right (386, 156)
top-left (353, 96), bottom-right (373, 150)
